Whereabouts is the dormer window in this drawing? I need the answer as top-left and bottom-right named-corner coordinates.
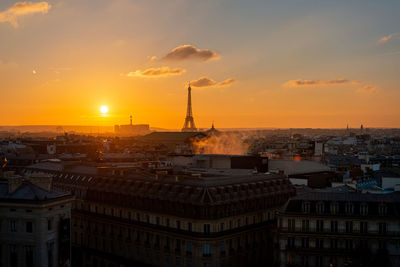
top-left (345, 202), bottom-right (354, 214)
top-left (330, 202), bottom-right (339, 214)
top-left (378, 203), bottom-right (387, 216)
top-left (316, 202), bottom-right (325, 214)
top-left (302, 201), bottom-right (311, 213)
top-left (360, 203), bottom-right (368, 216)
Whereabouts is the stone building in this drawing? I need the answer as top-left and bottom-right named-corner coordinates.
top-left (24, 164), bottom-right (295, 267)
top-left (277, 187), bottom-right (400, 267)
top-left (0, 172), bottom-right (73, 267)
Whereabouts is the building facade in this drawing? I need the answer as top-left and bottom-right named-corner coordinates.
top-left (23, 164), bottom-right (295, 267)
top-left (0, 172), bottom-right (73, 267)
top-left (277, 188), bottom-right (400, 267)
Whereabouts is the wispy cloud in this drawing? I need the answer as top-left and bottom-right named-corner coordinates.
top-left (163, 45), bottom-right (220, 62)
top-left (357, 85), bottom-right (378, 95)
top-left (126, 66), bottom-right (186, 77)
top-left (283, 79), bottom-right (357, 87)
top-left (147, 56), bottom-right (157, 61)
top-left (190, 77), bottom-right (236, 88)
top-left (0, 1), bottom-right (51, 28)
top-left (379, 33), bottom-right (399, 44)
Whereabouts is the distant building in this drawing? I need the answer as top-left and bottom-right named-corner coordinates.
top-left (114, 115), bottom-right (151, 136)
top-left (0, 172), bottom-right (73, 267)
top-left (141, 132), bottom-right (207, 154)
top-left (191, 154), bottom-right (268, 172)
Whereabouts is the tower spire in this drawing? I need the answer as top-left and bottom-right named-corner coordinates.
top-left (182, 84), bottom-right (197, 132)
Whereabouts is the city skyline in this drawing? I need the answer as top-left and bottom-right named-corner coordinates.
top-left (1, 0), bottom-right (400, 129)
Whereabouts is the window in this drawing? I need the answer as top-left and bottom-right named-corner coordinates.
top-left (25, 246), bottom-right (34, 267)
top-left (345, 240), bottom-right (353, 250)
top-left (330, 221), bottom-right (338, 233)
top-left (288, 219), bottom-right (295, 231)
top-left (155, 235), bottom-right (160, 247)
top-left (379, 223), bottom-right (387, 235)
top-left (220, 222), bottom-right (224, 231)
top-left (316, 220), bottom-right (324, 232)
top-left (156, 217), bottom-right (160, 225)
top-left (316, 202), bottom-right (325, 214)
top-left (10, 220), bottom-right (16, 232)
top-left (47, 241), bottom-right (54, 267)
top-left (301, 238), bottom-right (309, 248)
top-left (166, 218), bottom-right (170, 227)
top-left (187, 241), bottom-right (193, 255)
top-left (360, 203), bottom-right (368, 215)
top-left (379, 240), bottom-right (387, 250)
top-left (287, 237), bottom-right (295, 248)
top-left (379, 204), bottom-right (387, 216)
top-left (176, 221), bottom-right (181, 230)
top-left (302, 201), bottom-right (310, 213)
top-left (165, 237), bottom-right (170, 249)
top-left (136, 231), bottom-right (140, 242)
top-left (203, 244), bottom-right (211, 256)
top-left (176, 239), bottom-right (181, 251)
top-left (316, 256), bottom-right (323, 267)
top-left (188, 222), bottom-right (192, 232)
top-left (316, 239), bottom-right (324, 249)
top-left (360, 240), bottom-right (368, 249)
top-left (204, 224), bottom-right (210, 234)
top-left (345, 221), bottom-right (353, 233)
top-left (47, 219), bottom-right (53, 231)
top-left (360, 221), bottom-right (368, 234)
top-left (220, 242), bottom-right (225, 254)
top-left (330, 239), bottom-right (338, 249)
top-left (10, 245), bottom-right (17, 267)
top-left (26, 221), bottom-right (33, 233)
top-left (345, 202), bottom-right (354, 214)
top-left (302, 220), bottom-right (309, 232)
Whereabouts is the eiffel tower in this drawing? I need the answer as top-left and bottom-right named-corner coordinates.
top-left (181, 84), bottom-right (197, 132)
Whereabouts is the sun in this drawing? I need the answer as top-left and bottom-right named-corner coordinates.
top-left (100, 105), bottom-right (109, 114)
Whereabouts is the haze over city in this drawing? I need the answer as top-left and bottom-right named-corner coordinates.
top-left (1, 0), bottom-right (399, 129)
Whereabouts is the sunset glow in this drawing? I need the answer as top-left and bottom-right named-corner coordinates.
top-left (0, 1), bottom-right (399, 129)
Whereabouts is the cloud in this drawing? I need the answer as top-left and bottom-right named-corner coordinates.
top-left (357, 85), bottom-right (378, 94)
top-left (379, 33), bottom-right (399, 44)
top-left (126, 66), bottom-right (186, 77)
top-left (147, 56), bottom-right (157, 61)
top-left (0, 1), bottom-right (51, 28)
top-left (163, 45), bottom-right (220, 62)
top-left (283, 78), bottom-right (358, 87)
top-left (190, 77), bottom-right (236, 88)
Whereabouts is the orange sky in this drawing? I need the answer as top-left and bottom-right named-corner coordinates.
top-left (0, 0), bottom-right (399, 129)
